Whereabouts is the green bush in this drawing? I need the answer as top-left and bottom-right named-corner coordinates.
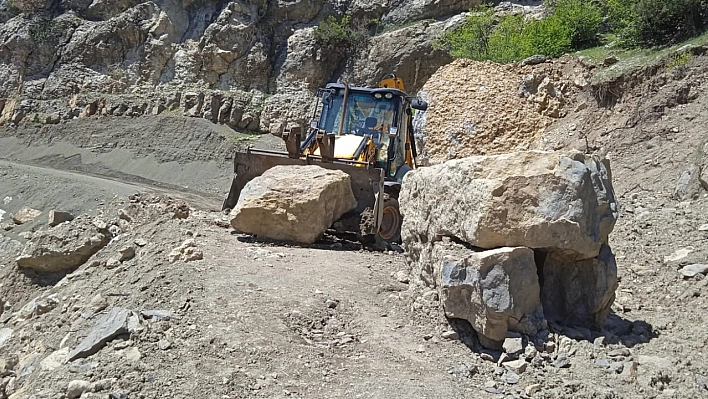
top-left (436, 5), bottom-right (495, 59)
top-left (435, 4), bottom-right (575, 63)
top-left (547, 0), bottom-right (602, 47)
top-left (314, 15), bottom-right (368, 48)
top-left (522, 15), bottom-right (573, 57)
top-left (632, 0), bottom-right (707, 45)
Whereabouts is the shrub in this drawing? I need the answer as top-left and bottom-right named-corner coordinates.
top-left (435, 3), bottom-right (575, 63)
top-left (522, 15), bottom-right (573, 57)
top-left (547, 0), bottom-right (602, 47)
top-left (314, 15), bottom-right (368, 49)
top-left (438, 5), bottom-right (496, 59)
top-left (632, 0), bottom-right (708, 45)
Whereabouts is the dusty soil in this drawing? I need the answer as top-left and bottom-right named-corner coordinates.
top-left (1, 51), bottom-right (708, 399)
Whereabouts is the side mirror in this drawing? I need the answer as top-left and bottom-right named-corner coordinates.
top-left (322, 92), bottom-right (332, 105)
top-left (411, 98), bottom-right (428, 111)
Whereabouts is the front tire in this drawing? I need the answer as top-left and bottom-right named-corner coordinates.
top-left (377, 195), bottom-right (402, 244)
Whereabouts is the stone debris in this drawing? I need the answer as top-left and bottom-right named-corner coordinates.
top-left (12, 206), bottom-right (41, 225)
top-left (140, 310), bottom-right (176, 321)
top-left (66, 380), bottom-right (92, 399)
top-left (16, 217), bottom-right (111, 272)
top-left (168, 239), bottom-right (204, 263)
top-left (503, 336), bottom-right (524, 356)
top-left (504, 359), bottom-right (527, 374)
top-left (679, 264), bottom-right (708, 278)
top-left (68, 307), bottom-right (130, 361)
top-left (441, 331), bottom-right (459, 340)
top-left (48, 210), bottom-right (75, 226)
top-left (664, 247), bottom-right (694, 264)
top-left (674, 165), bottom-right (703, 200)
top-left (552, 354), bottom-right (571, 369)
top-left (230, 165), bottom-right (357, 244)
top-left (0, 328), bottom-right (13, 349)
top-left (118, 246), bottom-right (136, 262)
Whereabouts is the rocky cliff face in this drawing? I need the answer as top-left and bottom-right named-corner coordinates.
top-left (0, 0), bottom-right (487, 133)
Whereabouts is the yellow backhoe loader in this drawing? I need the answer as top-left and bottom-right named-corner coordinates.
top-left (222, 75), bottom-right (428, 244)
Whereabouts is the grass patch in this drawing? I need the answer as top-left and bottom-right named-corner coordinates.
top-left (227, 131), bottom-right (261, 144)
top-left (580, 30), bottom-right (708, 84)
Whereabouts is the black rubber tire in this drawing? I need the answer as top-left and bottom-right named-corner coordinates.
top-left (376, 194), bottom-right (402, 244)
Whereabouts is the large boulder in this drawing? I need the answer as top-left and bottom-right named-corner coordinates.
top-left (437, 240), bottom-right (545, 348)
top-left (16, 216), bottom-right (111, 273)
top-left (400, 151), bottom-right (619, 347)
top-left (229, 165), bottom-right (357, 244)
top-left (401, 150), bottom-right (617, 260)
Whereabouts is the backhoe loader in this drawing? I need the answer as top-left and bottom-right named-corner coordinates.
top-left (222, 75), bottom-right (428, 244)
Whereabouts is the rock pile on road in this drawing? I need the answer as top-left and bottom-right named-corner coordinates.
top-left (400, 150), bottom-right (619, 348)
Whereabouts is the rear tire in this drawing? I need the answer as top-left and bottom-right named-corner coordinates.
top-left (377, 194), bottom-right (402, 244)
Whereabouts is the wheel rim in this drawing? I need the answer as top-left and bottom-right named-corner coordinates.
top-left (379, 204), bottom-right (401, 241)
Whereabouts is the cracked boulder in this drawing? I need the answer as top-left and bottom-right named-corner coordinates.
top-left (436, 240), bottom-right (545, 349)
top-left (400, 151), bottom-right (618, 347)
top-left (229, 165), bottom-right (357, 244)
top-left (16, 216), bottom-right (111, 273)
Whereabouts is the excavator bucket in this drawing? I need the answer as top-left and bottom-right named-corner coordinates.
top-left (222, 149), bottom-right (384, 237)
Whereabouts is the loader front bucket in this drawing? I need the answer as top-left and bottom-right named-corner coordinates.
top-left (222, 149), bottom-right (384, 237)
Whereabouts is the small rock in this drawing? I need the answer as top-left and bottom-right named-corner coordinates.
top-left (608, 348), bottom-right (630, 358)
top-left (502, 371), bottom-right (520, 384)
top-left (12, 207), bottom-right (41, 225)
top-left (446, 363), bottom-right (477, 378)
top-left (421, 290), bottom-right (439, 302)
top-left (503, 337), bottom-right (524, 356)
top-left (593, 336), bottom-right (607, 348)
top-left (552, 354), bottom-right (570, 368)
top-left (664, 247), bottom-right (694, 264)
top-left (48, 210), bottom-right (74, 226)
top-left (608, 362), bottom-right (624, 374)
top-left (525, 384), bottom-right (542, 396)
top-left (140, 310), bottom-right (175, 321)
top-left (67, 380), bottom-right (92, 399)
top-left (393, 270), bottom-right (409, 284)
top-left (484, 380), bottom-right (497, 389)
top-left (698, 224), bottom-right (708, 232)
top-left (325, 299), bottom-right (339, 309)
top-left (92, 379), bottom-right (114, 392)
top-left (480, 353), bottom-right (494, 362)
top-left (695, 374), bottom-right (708, 391)
top-left (545, 341), bottom-right (556, 353)
top-left (105, 259), bottom-right (121, 269)
top-left (123, 347), bottom-right (141, 362)
top-left (602, 55), bottom-right (619, 66)
top-left (519, 55), bottom-right (546, 66)
top-left (595, 358), bottom-right (610, 368)
top-left (118, 209), bottom-right (132, 222)
top-left (157, 339), bottom-right (171, 350)
top-left (524, 345), bottom-right (537, 359)
top-left (679, 264), bottom-right (708, 278)
top-left (112, 340), bottom-right (131, 350)
top-left (504, 359), bottom-right (527, 374)
top-left (134, 238), bottom-right (148, 247)
top-left (0, 328), bottom-right (14, 349)
top-left (118, 246), bottom-right (136, 262)
top-left (415, 344), bottom-right (426, 353)
top-left (441, 330), bottom-right (459, 340)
